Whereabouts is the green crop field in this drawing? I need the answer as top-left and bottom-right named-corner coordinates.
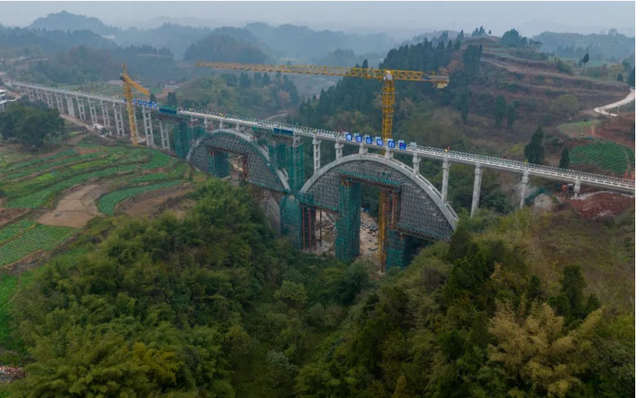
top-left (98, 180), bottom-right (183, 215)
top-left (570, 141), bottom-right (635, 175)
top-left (0, 220), bottom-right (36, 245)
top-left (0, 224), bottom-right (76, 266)
top-left (131, 172), bottom-right (169, 183)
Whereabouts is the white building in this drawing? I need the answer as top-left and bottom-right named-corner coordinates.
top-left (0, 89), bottom-right (7, 112)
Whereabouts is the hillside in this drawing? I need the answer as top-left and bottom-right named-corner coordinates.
top-left (29, 11), bottom-right (119, 36)
top-left (184, 34), bottom-right (270, 64)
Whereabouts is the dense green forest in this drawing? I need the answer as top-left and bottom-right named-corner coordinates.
top-left (13, 44), bottom-right (182, 85)
top-left (176, 72), bottom-right (301, 117)
top-left (0, 25), bottom-right (116, 58)
top-left (0, 99), bottom-right (65, 150)
top-left (184, 34), bottom-right (270, 64)
top-left (1, 180), bottom-right (633, 397)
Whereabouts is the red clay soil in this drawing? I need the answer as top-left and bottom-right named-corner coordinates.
top-left (595, 113), bottom-right (635, 150)
top-left (567, 192), bottom-right (634, 220)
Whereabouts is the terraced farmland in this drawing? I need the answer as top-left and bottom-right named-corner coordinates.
top-left (570, 141), bottom-right (635, 175)
top-left (0, 224), bottom-right (76, 266)
top-left (98, 180), bottom-right (183, 215)
top-left (0, 141), bottom-right (193, 268)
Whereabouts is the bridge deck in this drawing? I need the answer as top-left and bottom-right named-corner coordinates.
top-left (9, 81), bottom-right (635, 194)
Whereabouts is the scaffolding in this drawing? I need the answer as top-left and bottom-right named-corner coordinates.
top-left (206, 148), bottom-right (230, 178)
top-left (335, 178), bottom-right (361, 261)
top-left (385, 229), bottom-right (407, 269)
top-left (280, 195), bottom-right (302, 248)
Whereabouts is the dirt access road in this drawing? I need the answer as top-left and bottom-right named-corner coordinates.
top-left (594, 88), bottom-right (635, 117)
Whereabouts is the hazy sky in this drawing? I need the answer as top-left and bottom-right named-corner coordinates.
top-left (0, 1), bottom-right (634, 38)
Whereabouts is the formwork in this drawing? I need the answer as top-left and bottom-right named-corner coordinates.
top-left (386, 229), bottom-right (407, 269)
top-left (288, 143), bottom-right (305, 194)
top-left (280, 195), bottom-right (302, 248)
top-left (335, 178), bottom-right (361, 261)
top-left (207, 149), bottom-right (230, 178)
top-left (173, 121), bottom-right (190, 159)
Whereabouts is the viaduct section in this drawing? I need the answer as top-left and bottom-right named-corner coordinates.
top-left (8, 81), bottom-right (635, 268)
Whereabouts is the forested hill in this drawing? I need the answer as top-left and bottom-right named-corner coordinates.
top-left (184, 34), bottom-right (270, 64)
top-left (29, 10), bottom-right (119, 36)
top-left (0, 26), bottom-right (116, 57)
top-left (244, 22), bottom-right (397, 61)
top-left (14, 45), bottom-right (181, 85)
top-left (2, 180), bottom-right (633, 397)
top-left (534, 30), bottom-right (635, 61)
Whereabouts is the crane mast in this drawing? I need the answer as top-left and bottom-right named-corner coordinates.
top-left (196, 60), bottom-right (449, 270)
top-left (120, 63), bottom-right (150, 146)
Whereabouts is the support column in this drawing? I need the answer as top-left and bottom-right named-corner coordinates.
top-left (45, 92), bottom-right (54, 109)
top-left (574, 179), bottom-right (581, 197)
top-left (66, 96), bottom-right (76, 118)
top-left (235, 122), bottom-right (240, 132)
top-left (113, 105), bottom-right (125, 136)
top-left (359, 142), bottom-right (368, 155)
top-left (219, 120), bottom-right (225, 129)
top-left (159, 120), bottom-right (170, 150)
top-left (142, 108), bottom-right (154, 147)
top-left (441, 159), bottom-right (450, 203)
top-left (27, 88), bottom-right (35, 102)
top-left (89, 101), bottom-right (98, 125)
top-left (385, 149), bottom-right (393, 159)
top-left (204, 118), bottom-right (210, 131)
top-left (100, 102), bottom-right (111, 128)
top-left (313, 135), bottom-right (321, 173)
top-left (471, 164), bottom-right (483, 216)
top-left (335, 140), bottom-right (344, 159)
top-left (519, 170), bottom-right (529, 209)
top-left (55, 94), bottom-right (65, 114)
top-left (36, 89), bottom-right (44, 102)
top-left (77, 98), bottom-right (86, 120)
top-left (335, 180), bottom-right (361, 261)
top-left (412, 152), bottom-right (421, 176)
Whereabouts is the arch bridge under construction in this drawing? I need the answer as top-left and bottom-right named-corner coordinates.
top-left (7, 81), bottom-right (635, 269)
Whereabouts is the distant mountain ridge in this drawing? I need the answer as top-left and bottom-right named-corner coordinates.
top-left (30, 11), bottom-right (119, 36)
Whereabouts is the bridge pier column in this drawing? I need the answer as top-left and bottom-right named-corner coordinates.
top-left (574, 179), bottom-right (581, 197)
top-left (77, 98), bottom-right (86, 120)
top-left (204, 118), bottom-right (211, 131)
top-left (235, 122), bottom-right (240, 132)
top-left (385, 149), bottom-right (393, 159)
top-left (89, 101), bottom-right (98, 125)
top-left (336, 179), bottom-right (361, 261)
top-left (441, 159), bottom-right (450, 202)
top-left (55, 94), bottom-right (65, 114)
top-left (113, 105), bottom-right (125, 136)
top-left (142, 108), bottom-right (154, 147)
top-left (359, 142), bottom-right (367, 155)
top-left (313, 135), bottom-right (321, 173)
top-left (45, 92), bottom-right (54, 109)
top-left (219, 120), bottom-right (225, 129)
top-left (471, 164), bottom-right (483, 216)
top-left (100, 102), bottom-right (111, 128)
top-left (207, 150), bottom-right (229, 178)
top-left (519, 170), bottom-right (529, 209)
top-left (412, 152), bottom-right (420, 176)
top-left (66, 97), bottom-right (76, 118)
top-left (27, 88), bottom-right (35, 102)
top-left (36, 89), bottom-right (44, 102)
top-left (335, 140), bottom-right (344, 159)
top-left (159, 120), bottom-right (170, 150)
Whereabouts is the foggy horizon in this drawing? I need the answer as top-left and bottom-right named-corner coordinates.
top-left (0, 1), bottom-right (634, 39)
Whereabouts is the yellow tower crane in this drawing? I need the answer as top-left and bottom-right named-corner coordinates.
top-left (120, 63), bottom-right (150, 146)
top-left (195, 61), bottom-right (449, 269)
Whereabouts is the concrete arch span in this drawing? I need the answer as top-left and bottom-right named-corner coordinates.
top-left (299, 154), bottom-right (458, 242)
top-left (187, 129), bottom-right (290, 193)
